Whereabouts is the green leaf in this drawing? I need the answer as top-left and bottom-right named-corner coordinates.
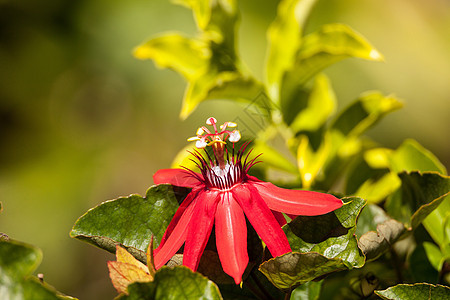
top-left (354, 172), bottom-right (401, 204)
top-left (174, 0), bottom-right (211, 30)
top-left (281, 23), bottom-right (383, 98)
top-left (0, 240), bottom-right (75, 300)
top-left (297, 133), bottom-right (332, 188)
top-left (375, 283), bottom-right (450, 300)
top-left (70, 184), bottom-right (188, 262)
top-left (290, 280), bottom-right (322, 300)
top-left (0, 240), bottom-right (42, 279)
top-left (385, 172), bottom-right (450, 230)
top-left (174, 0), bottom-right (237, 44)
top-left (180, 71), bottom-right (265, 120)
top-left (119, 266), bottom-right (223, 300)
top-left (364, 148), bottom-right (393, 169)
top-left (253, 141), bottom-right (298, 174)
top-left (134, 33), bottom-right (210, 80)
top-left (284, 197), bottom-right (365, 266)
top-left (331, 91), bottom-right (402, 138)
top-left (361, 140), bottom-right (449, 245)
top-left (409, 244), bottom-right (440, 284)
top-left (266, 0), bottom-right (318, 101)
top-left (260, 198), bottom-right (366, 290)
top-left (423, 241), bottom-right (444, 271)
top-left (136, 0), bottom-right (249, 119)
top-left (259, 252), bottom-right (348, 291)
top-left (390, 139), bottom-right (447, 175)
top-left (289, 74), bottom-right (336, 133)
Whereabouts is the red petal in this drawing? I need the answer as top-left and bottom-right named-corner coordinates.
top-left (215, 192), bottom-right (249, 284)
top-left (272, 211), bottom-right (287, 226)
top-left (249, 179), bottom-right (343, 216)
top-left (153, 195), bottom-right (197, 269)
top-left (183, 190), bottom-right (220, 271)
top-left (153, 168), bottom-right (203, 188)
top-left (154, 189), bottom-right (199, 255)
top-left (232, 184), bottom-right (291, 258)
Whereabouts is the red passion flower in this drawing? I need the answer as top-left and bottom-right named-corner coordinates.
top-left (153, 117), bottom-right (343, 284)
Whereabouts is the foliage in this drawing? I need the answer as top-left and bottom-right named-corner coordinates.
top-left (1, 0), bottom-right (448, 299)
top-left (83, 0), bottom-right (450, 298)
top-left (0, 237), bottom-right (76, 300)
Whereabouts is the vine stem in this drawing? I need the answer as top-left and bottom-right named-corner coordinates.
top-left (284, 290), bottom-right (292, 300)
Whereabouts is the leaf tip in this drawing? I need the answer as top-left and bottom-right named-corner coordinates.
top-left (369, 49), bottom-right (384, 61)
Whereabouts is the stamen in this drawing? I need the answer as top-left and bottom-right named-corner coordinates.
top-left (206, 117), bottom-right (217, 126)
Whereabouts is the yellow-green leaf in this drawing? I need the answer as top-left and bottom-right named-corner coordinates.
top-left (289, 74), bottom-right (336, 133)
top-left (390, 139), bottom-right (447, 175)
top-left (297, 133), bottom-right (331, 188)
top-left (134, 33), bottom-right (210, 80)
top-left (331, 91), bottom-right (402, 138)
top-left (266, 0), bottom-right (318, 101)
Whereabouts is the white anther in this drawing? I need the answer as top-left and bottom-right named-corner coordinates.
top-left (228, 130), bottom-right (241, 142)
top-left (196, 127), bottom-right (204, 135)
top-left (206, 117), bottom-right (217, 126)
top-left (196, 139), bottom-right (208, 148)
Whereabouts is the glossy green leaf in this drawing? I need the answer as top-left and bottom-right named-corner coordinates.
top-left (331, 91), bottom-right (402, 138)
top-left (386, 172), bottom-right (450, 230)
top-left (281, 23), bottom-right (383, 94)
top-left (375, 283), bottom-right (450, 300)
top-left (0, 240), bottom-right (75, 300)
top-left (266, 0), bottom-right (318, 101)
top-left (357, 219), bottom-right (406, 261)
top-left (284, 197), bottom-right (366, 267)
top-left (260, 252), bottom-right (348, 291)
top-left (260, 198), bottom-right (365, 290)
top-left (290, 280), bottom-right (322, 300)
top-left (290, 74), bottom-right (336, 133)
top-left (119, 266), bottom-right (223, 300)
top-left (70, 184), bottom-right (188, 262)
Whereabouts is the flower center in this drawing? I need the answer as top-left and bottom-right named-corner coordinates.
top-left (185, 117), bottom-right (260, 190)
top-left (187, 117), bottom-right (241, 169)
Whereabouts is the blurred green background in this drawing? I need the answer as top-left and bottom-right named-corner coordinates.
top-left (0, 0), bottom-right (449, 298)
